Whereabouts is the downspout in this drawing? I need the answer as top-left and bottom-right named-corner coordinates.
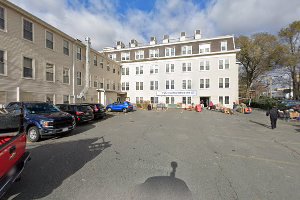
top-left (72, 43), bottom-right (75, 103)
top-left (85, 37), bottom-right (91, 92)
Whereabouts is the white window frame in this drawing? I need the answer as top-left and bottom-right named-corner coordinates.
top-left (63, 40), bottom-right (69, 56)
top-left (77, 71), bottom-right (82, 86)
top-left (0, 6), bottom-right (7, 32)
top-left (219, 59), bottom-right (230, 70)
top-left (151, 97), bottom-right (158, 104)
top-left (121, 52), bottom-right (130, 61)
top-left (109, 54), bottom-right (116, 61)
top-left (135, 50), bottom-right (144, 60)
top-left (182, 63), bottom-right (192, 72)
top-left (219, 78), bottom-right (224, 88)
top-left (22, 18), bottom-right (34, 42)
top-left (221, 41), bottom-right (228, 51)
top-left (219, 96), bottom-right (224, 105)
top-left (199, 43), bottom-right (210, 54)
top-left (77, 46), bottom-right (82, 60)
top-left (94, 55), bottom-right (98, 66)
top-left (150, 65), bottom-right (158, 74)
top-left (165, 47), bottom-right (175, 57)
top-left (181, 45), bottom-right (192, 55)
top-left (63, 67), bottom-right (70, 84)
top-left (22, 56), bottom-right (35, 79)
top-left (63, 95), bottom-right (70, 104)
top-left (225, 96), bottom-right (230, 105)
top-left (225, 78), bottom-right (230, 88)
top-left (45, 30), bottom-right (54, 50)
top-left (45, 63), bottom-right (55, 82)
top-left (149, 49), bottom-right (159, 58)
top-left (0, 49), bottom-right (7, 76)
top-left (166, 63), bottom-right (175, 73)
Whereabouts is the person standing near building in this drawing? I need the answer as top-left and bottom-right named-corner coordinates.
top-left (266, 105), bottom-right (279, 129)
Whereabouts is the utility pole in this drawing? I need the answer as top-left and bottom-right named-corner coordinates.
top-left (269, 77), bottom-right (272, 98)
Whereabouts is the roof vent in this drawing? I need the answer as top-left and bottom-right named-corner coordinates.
top-left (180, 32), bottom-right (186, 41)
top-left (150, 36), bottom-right (157, 45)
top-left (194, 30), bottom-right (201, 39)
top-left (116, 41), bottom-right (125, 49)
top-left (163, 35), bottom-right (169, 44)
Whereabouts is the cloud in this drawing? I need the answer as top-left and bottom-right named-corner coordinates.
top-left (8, 0), bottom-right (300, 50)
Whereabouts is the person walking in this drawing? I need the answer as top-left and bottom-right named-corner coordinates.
top-left (266, 105), bottom-right (279, 129)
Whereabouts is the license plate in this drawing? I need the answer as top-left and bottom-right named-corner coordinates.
top-left (62, 128), bottom-right (68, 132)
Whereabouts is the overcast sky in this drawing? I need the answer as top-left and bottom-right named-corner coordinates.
top-left (9, 0), bottom-right (300, 50)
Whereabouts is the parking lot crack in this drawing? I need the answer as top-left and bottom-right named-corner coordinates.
top-left (274, 139), bottom-right (300, 159)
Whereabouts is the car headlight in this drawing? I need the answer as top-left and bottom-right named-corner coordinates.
top-left (40, 120), bottom-right (54, 127)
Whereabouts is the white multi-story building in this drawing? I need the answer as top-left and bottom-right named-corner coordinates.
top-left (103, 31), bottom-right (239, 108)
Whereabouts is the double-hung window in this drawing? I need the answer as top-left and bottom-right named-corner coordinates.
top-left (182, 80), bottom-right (191, 89)
top-left (136, 66), bottom-right (143, 75)
top-left (181, 46), bottom-right (192, 55)
top-left (63, 68), bottom-right (70, 84)
top-left (199, 61), bottom-right (210, 71)
top-left (182, 97), bottom-right (192, 104)
top-left (221, 41), bottom-right (227, 51)
top-left (109, 54), bottom-right (116, 61)
top-left (46, 31), bottom-right (53, 49)
top-left (63, 40), bottom-right (69, 56)
top-left (200, 79), bottom-right (210, 89)
top-left (151, 97), bottom-right (158, 104)
top-left (77, 72), bottom-right (82, 85)
top-left (199, 44), bottom-right (210, 53)
top-left (94, 55), bottom-right (97, 66)
top-left (149, 49), bottom-right (159, 58)
top-left (219, 96), bottom-right (224, 104)
top-left (46, 63), bottom-right (54, 82)
top-left (225, 78), bottom-right (230, 88)
top-left (136, 82), bottom-right (143, 90)
top-left (166, 64), bottom-right (174, 73)
top-left (0, 50), bottom-right (6, 75)
top-left (0, 7), bottom-right (5, 30)
top-left (182, 63), bottom-right (191, 72)
top-left (166, 80), bottom-right (175, 89)
top-left (150, 81), bottom-right (158, 90)
top-left (135, 50), bottom-right (144, 60)
top-left (121, 52), bottom-right (130, 61)
top-left (219, 78), bottom-right (223, 88)
top-left (23, 57), bottom-right (33, 78)
top-left (165, 47), bottom-right (175, 57)
top-left (225, 96), bottom-right (230, 104)
top-left (77, 46), bottom-right (82, 60)
top-left (23, 19), bottom-right (33, 41)
top-left (219, 59), bottom-right (229, 69)
top-left (150, 65), bottom-right (158, 74)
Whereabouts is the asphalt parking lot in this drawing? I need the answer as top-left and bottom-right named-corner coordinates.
top-left (4, 109), bottom-right (300, 200)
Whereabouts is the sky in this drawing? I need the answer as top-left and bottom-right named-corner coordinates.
top-left (9, 0), bottom-right (300, 50)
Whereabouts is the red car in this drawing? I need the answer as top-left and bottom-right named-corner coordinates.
top-left (0, 109), bottom-right (30, 198)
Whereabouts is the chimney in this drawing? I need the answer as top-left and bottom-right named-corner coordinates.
top-left (130, 39), bottom-right (138, 48)
top-left (180, 32), bottom-right (186, 41)
top-left (150, 36), bottom-right (157, 45)
top-left (194, 30), bottom-right (201, 39)
top-left (163, 35), bottom-right (169, 44)
top-left (116, 41), bottom-right (125, 49)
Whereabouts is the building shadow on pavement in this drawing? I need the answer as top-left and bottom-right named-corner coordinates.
top-left (293, 124), bottom-right (300, 132)
top-left (130, 161), bottom-right (193, 200)
top-left (249, 120), bottom-right (271, 129)
top-left (3, 137), bottom-right (111, 200)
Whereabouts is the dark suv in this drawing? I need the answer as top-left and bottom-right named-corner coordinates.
top-left (56, 104), bottom-right (94, 124)
top-left (5, 102), bottom-right (75, 142)
top-left (83, 103), bottom-right (106, 119)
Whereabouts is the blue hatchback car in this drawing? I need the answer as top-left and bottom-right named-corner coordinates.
top-left (106, 101), bottom-right (133, 112)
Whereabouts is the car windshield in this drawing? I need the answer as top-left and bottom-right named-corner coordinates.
top-left (77, 106), bottom-right (91, 112)
top-left (25, 103), bottom-right (60, 114)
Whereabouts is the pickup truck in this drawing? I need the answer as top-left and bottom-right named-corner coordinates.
top-left (0, 108), bottom-right (30, 198)
top-left (5, 102), bottom-right (76, 142)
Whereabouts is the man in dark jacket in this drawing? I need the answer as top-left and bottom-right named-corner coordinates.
top-left (266, 106), bottom-right (279, 129)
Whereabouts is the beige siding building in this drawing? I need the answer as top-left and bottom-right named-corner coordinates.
top-left (0, 0), bottom-right (121, 105)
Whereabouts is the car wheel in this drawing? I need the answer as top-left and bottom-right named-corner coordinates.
top-left (61, 130), bottom-right (72, 137)
top-left (107, 108), bottom-right (112, 112)
top-left (27, 126), bottom-right (40, 142)
top-left (123, 108), bottom-right (128, 113)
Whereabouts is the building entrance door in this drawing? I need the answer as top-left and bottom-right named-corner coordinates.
top-left (200, 96), bottom-right (210, 107)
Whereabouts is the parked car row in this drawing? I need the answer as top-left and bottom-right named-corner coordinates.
top-left (4, 102), bottom-right (107, 142)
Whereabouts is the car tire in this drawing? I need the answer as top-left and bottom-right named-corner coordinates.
top-left (27, 126), bottom-right (40, 142)
top-left (123, 108), bottom-right (128, 113)
top-left (61, 130), bottom-right (72, 137)
top-left (107, 108), bottom-right (112, 112)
